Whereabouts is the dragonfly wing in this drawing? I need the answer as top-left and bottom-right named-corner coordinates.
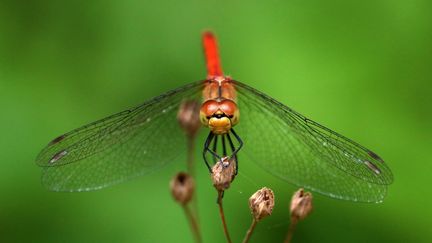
top-left (233, 80), bottom-right (393, 202)
top-left (36, 81), bottom-right (204, 192)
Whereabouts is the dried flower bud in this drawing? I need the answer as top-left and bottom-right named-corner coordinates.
top-left (290, 188), bottom-right (313, 221)
top-left (177, 100), bottom-right (201, 138)
top-left (249, 187), bottom-right (275, 221)
top-left (170, 172), bottom-right (195, 205)
top-left (211, 157), bottom-right (236, 191)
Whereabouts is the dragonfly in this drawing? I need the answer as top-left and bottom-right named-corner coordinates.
top-left (36, 32), bottom-right (393, 202)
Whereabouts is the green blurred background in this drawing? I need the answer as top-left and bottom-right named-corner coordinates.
top-left (1, 0), bottom-right (431, 242)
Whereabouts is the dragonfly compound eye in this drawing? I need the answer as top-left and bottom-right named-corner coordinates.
top-left (219, 99), bottom-right (239, 126)
top-left (200, 100), bottom-right (218, 126)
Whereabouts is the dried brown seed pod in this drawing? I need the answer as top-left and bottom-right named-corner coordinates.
top-left (177, 100), bottom-right (201, 138)
top-left (170, 172), bottom-right (195, 205)
top-left (211, 157), bottom-right (236, 191)
top-left (290, 188), bottom-right (313, 221)
top-left (249, 187), bottom-right (275, 221)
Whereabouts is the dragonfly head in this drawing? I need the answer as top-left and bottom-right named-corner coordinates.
top-left (200, 99), bottom-right (239, 135)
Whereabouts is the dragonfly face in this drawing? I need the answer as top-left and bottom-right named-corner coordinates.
top-left (200, 98), bottom-right (239, 135)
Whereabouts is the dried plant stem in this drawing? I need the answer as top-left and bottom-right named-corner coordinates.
top-left (186, 137), bottom-right (196, 176)
top-left (242, 218), bottom-right (258, 243)
top-left (284, 217), bottom-right (298, 243)
top-left (217, 190), bottom-right (232, 243)
top-left (183, 205), bottom-right (202, 243)
top-left (186, 137), bottom-right (200, 224)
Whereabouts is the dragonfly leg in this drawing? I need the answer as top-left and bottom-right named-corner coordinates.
top-left (221, 134), bottom-right (227, 157)
top-left (203, 131), bottom-right (221, 173)
top-left (203, 132), bottom-right (215, 172)
top-left (226, 132), bottom-right (238, 175)
top-left (230, 128), bottom-right (243, 158)
top-left (203, 130), bottom-right (240, 174)
top-left (212, 135), bottom-right (218, 164)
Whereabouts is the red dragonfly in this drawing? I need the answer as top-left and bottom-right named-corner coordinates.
top-left (36, 32), bottom-right (393, 202)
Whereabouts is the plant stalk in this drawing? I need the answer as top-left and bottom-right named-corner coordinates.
top-left (242, 218), bottom-right (258, 243)
top-left (183, 205), bottom-right (202, 243)
top-left (284, 216), bottom-right (298, 243)
top-left (186, 136), bottom-right (195, 176)
top-left (186, 136), bottom-right (200, 224)
top-left (217, 190), bottom-right (232, 243)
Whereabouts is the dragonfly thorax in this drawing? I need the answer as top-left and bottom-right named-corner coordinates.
top-left (200, 99), bottom-right (239, 135)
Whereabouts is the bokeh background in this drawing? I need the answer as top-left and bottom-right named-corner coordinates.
top-left (1, 0), bottom-right (431, 242)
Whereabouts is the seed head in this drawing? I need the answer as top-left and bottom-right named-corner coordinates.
top-left (211, 157), bottom-right (236, 191)
top-left (170, 172), bottom-right (195, 205)
top-left (177, 100), bottom-right (201, 138)
top-left (290, 188), bottom-right (313, 221)
top-left (249, 187), bottom-right (275, 221)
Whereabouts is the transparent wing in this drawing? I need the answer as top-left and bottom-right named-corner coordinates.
top-left (233, 80), bottom-right (393, 202)
top-left (36, 81), bottom-right (204, 192)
